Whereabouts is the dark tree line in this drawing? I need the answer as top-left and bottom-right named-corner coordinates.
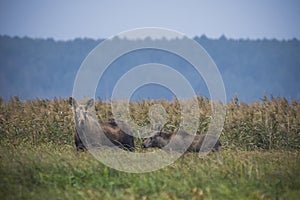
top-left (0, 35), bottom-right (299, 102)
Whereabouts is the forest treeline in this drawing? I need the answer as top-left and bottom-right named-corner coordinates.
top-left (0, 35), bottom-right (299, 102)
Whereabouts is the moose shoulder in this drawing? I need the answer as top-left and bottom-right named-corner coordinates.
top-left (142, 130), bottom-right (221, 153)
top-left (69, 97), bottom-right (134, 151)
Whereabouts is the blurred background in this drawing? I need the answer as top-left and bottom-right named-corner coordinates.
top-left (0, 0), bottom-right (299, 102)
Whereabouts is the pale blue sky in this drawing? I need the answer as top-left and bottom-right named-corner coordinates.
top-left (0, 0), bottom-right (299, 40)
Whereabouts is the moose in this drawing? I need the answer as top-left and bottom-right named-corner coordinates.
top-left (142, 130), bottom-right (221, 153)
top-left (69, 97), bottom-right (134, 151)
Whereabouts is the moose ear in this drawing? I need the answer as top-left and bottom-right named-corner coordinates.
top-left (85, 99), bottom-right (94, 110)
top-left (69, 97), bottom-right (78, 107)
top-left (158, 131), bottom-right (164, 137)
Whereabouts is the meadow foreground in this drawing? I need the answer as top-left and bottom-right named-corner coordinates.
top-left (0, 97), bottom-right (299, 199)
top-left (0, 143), bottom-right (299, 200)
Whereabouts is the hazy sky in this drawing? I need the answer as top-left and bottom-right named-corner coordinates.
top-left (0, 0), bottom-right (299, 40)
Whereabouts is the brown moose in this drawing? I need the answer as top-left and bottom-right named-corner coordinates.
top-left (142, 130), bottom-right (221, 153)
top-left (69, 97), bottom-right (134, 151)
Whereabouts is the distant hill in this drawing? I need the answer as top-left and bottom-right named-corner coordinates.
top-left (0, 35), bottom-right (299, 102)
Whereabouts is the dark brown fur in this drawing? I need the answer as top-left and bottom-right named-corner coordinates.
top-left (142, 130), bottom-right (221, 152)
top-left (69, 97), bottom-right (134, 151)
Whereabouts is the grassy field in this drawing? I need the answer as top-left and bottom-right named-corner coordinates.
top-left (0, 96), bottom-right (300, 199)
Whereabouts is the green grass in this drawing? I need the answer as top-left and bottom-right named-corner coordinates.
top-left (1, 96), bottom-right (300, 199)
top-left (1, 142), bottom-right (299, 200)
